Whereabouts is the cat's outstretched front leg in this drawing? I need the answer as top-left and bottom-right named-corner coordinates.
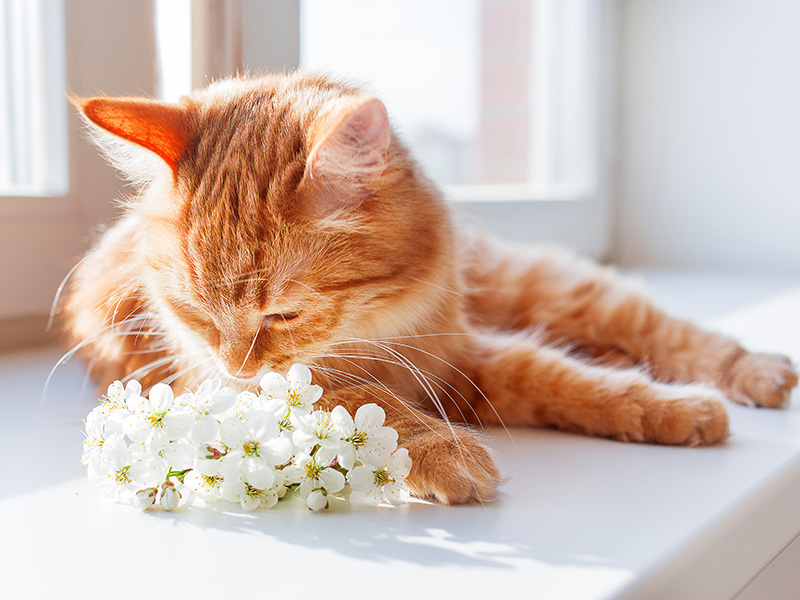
top-left (461, 333), bottom-right (730, 446)
top-left (463, 238), bottom-right (798, 407)
top-left (317, 386), bottom-right (501, 505)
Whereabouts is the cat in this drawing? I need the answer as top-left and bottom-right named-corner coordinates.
top-left (61, 71), bottom-right (798, 505)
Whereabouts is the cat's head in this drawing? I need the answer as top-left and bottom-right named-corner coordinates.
top-left (74, 72), bottom-right (452, 383)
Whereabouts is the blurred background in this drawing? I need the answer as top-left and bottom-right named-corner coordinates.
top-left (1, 0), bottom-right (799, 351)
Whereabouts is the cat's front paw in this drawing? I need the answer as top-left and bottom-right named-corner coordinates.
top-left (639, 385), bottom-right (730, 446)
top-left (405, 429), bottom-right (501, 505)
top-left (724, 352), bottom-right (798, 408)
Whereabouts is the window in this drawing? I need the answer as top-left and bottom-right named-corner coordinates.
top-left (296, 0), bottom-right (613, 255)
top-left (0, 0), bottom-right (68, 196)
top-left (0, 0), bottom-right (159, 347)
top-left (300, 0), bottom-right (604, 201)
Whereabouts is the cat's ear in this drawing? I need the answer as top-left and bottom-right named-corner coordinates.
top-left (306, 96), bottom-right (391, 184)
top-left (72, 96), bottom-right (189, 182)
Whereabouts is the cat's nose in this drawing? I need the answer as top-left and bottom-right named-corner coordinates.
top-left (228, 367), bottom-right (259, 380)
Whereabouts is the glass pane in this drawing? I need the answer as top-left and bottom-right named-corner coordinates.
top-left (300, 0), bottom-right (595, 191)
top-left (0, 0), bottom-right (67, 196)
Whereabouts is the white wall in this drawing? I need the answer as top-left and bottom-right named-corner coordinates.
top-left (612, 0), bottom-right (800, 274)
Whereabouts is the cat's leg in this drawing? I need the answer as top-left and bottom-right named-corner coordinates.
top-left (462, 236), bottom-right (797, 408)
top-left (454, 333), bottom-right (730, 446)
top-left (317, 386), bottom-right (501, 505)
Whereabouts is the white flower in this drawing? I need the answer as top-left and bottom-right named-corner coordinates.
top-left (291, 409), bottom-right (340, 455)
top-left (184, 470), bottom-right (223, 502)
top-left (282, 450), bottom-right (345, 511)
top-left (82, 407), bottom-right (112, 473)
top-left (123, 383), bottom-right (193, 450)
top-left (86, 380), bottom-right (139, 440)
top-left (229, 391), bottom-right (257, 420)
top-left (219, 411), bottom-right (293, 488)
top-left (84, 370), bottom-right (410, 514)
top-left (105, 379), bottom-right (142, 406)
top-left (332, 404), bottom-right (398, 470)
top-left (161, 439), bottom-right (197, 471)
top-left (93, 435), bottom-right (169, 501)
top-left (348, 448), bottom-right (411, 507)
top-left (219, 472), bottom-right (285, 511)
top-left (259, 364), bottom-right (323, 417)
top-left (175, 379), bottom-right (237, 443)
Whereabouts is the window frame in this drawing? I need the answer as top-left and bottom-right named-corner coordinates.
top-left (0, 0), bottom-right (159, 347)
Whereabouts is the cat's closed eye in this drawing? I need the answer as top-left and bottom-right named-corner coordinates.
top-left (262, 311), bottom-right (301, 329)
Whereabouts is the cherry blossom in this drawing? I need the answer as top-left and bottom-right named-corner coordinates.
top-left (332, 403), bottom-right (398, 470)
top-left (348, 448), bottom-right (412, 506)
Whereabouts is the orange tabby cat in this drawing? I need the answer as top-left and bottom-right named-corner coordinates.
top-left (61, 72), bottom-right (798, 504)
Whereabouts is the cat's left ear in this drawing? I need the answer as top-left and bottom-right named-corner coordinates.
top-left (72, 96), bottom-right (190, 182)
top-left (306, 96), bottom-right (391, 183)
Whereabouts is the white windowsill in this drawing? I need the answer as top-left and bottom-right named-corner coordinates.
top-left (2, 270), bottom-right (799, 599)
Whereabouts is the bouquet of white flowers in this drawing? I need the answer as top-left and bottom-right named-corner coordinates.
top-left (82, 364), bottom-right (411, 512)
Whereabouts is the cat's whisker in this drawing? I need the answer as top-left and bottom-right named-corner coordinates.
top-left (319, 345), bottom-right (472, 444)
top-left (44, 316), bottom-right (160, 400)
top-left (48, 253), bottom-right (95, 331)
top-left (312, 361), bottom-right (449, 441)
top-left (317, 353), bottom-right (495, 483)
top-left (235, 326), bottom-right (261, 378)
top-left (323, 340), bottom-right (509, 470)
top-left (162, 355), bottom-right (217, 387)
top-left (335, 337), bottom-right (463, 429)
top-left (122, 352), bottom-right (196, 386)
top-left (344, 336), bottom-right (512, 440)
top-left (403, 276), bottom-right (465, 298)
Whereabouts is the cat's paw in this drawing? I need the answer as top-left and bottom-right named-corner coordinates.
top-left (639, 385), bottom-right (730, 446)
top-left (404, 429), bottom-right (501, 505)
top-left (723, 352), bottom-right (798, 409)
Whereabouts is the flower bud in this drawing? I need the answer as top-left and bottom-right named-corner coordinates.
top-left (133, 487), bottom-right (157, 510)
top-left (160, 485), bottom-right (181, 511)
top-left (203, 445), bottom-right (222, 460)
top-left (306, 489), bottom-right (328, 512)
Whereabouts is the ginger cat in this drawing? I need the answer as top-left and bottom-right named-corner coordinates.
top-left (61, 72), bottom-right (798, 504)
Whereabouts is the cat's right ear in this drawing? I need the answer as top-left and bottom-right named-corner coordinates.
top-left (305, 96), bottom-right (391, 186)
top-left (71, 96), bottom-right (189, 183)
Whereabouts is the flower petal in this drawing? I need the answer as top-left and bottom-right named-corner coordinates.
top-left (259, 436), bottom-right (293, 465)
top-left (208, 387), bottom-right (237, 414)
top-left (241, 495), bottom-right (260, 511)
top-left (149, 383), bottom-right (174, 412)
top-left (347, 465), bottom-right (375, 491)
top-left (390, 447), bottom-right (412, 478)
top-left (354, 403), bottom-right (386, 429)
top-left (124, 380), bottom-right (143, 399)
top-left (245, 410), bottom-right (278, 441)
top-left (220, 417), bottom-right (247, 449)
top-left (306, 489), bottom-right (328, 511)
top-left (126, 393), bottom-right (149, 414)
top-left (219, 478), bottom-right (245, 503)
top-left (165, 410), bottom-right (194, 440)
top-left (259, 372), bottom-right (288, 395)
top-left (319, 468), bottom-right (345, 493)
top-left (337, 443), bottom-right (355, 471)
top-left (244, 458), bottom-right (275, 489)
top-left (191, 415), bottom-right (219, 443)
top-left (331, 405), bottom-right (354, 436)
top-left (349, 488), bottom-right (381, 507)
top-left (287, 364), bottom-right (312, 387)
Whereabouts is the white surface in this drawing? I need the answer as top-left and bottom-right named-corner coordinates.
top-left (2, 273), bottom-right (800, 599)
top-left (614, 0), bottom-right (800, 273)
